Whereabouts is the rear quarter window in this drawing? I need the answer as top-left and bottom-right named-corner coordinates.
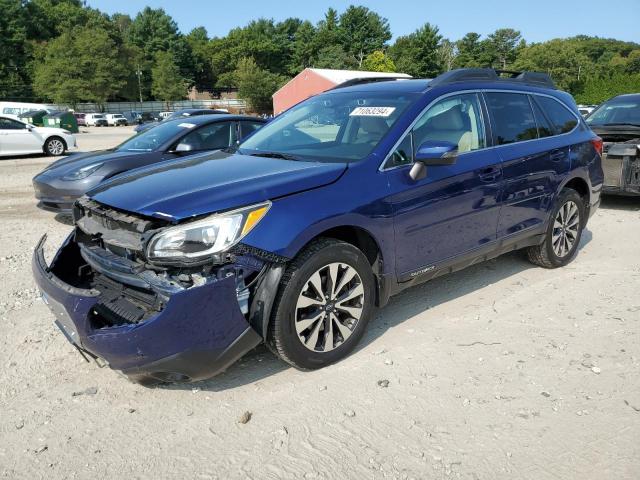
top-left (535, 96), bottom-right (578, 134)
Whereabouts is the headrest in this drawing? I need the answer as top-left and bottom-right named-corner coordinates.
top-left (428, 105), bottom-right (465, 131)
top-left (359, 116), bottom-right (388, 134)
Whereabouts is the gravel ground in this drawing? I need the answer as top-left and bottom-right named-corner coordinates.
top-left (0, 129), bottom-right (639, 479)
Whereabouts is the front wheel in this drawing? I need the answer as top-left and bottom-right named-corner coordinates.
top-left (527, 188), bottom-right (585, 268)
top-left (44, 136), bottom-right (66, 156)
top-left (268, 238), bottom-right (375, 370)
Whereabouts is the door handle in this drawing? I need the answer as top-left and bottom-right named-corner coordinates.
top-left (550, 149), bottom-right (567, 161)
top-left (478, 167), bottom-right (501, 182)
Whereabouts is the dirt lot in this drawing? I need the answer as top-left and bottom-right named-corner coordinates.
top-left (0, 128), bottom-right (639, 479)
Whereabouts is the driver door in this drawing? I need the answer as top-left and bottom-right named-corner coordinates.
top-left (0, 118), bottom-right (41, 155)
top-left (383, 92), bottom-right (503, 280)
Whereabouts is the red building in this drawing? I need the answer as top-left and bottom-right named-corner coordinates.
top-left (272, 68), bottom-right (411, 114)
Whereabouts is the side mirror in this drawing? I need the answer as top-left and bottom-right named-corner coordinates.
top-left (409, 140), bottom-right (458, 181)
top-left (174, 142), bottom-right (193, 153)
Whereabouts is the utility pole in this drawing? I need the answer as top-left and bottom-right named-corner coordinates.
top-left (136, 65), bottom-right (143, 110)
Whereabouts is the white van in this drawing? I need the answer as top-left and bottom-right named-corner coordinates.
top-left (0, 102), bottom-right (58, 120)
top-left (105, 113), bottom-right (128, 126)
top-left (85, 113), bottom-right (108, 126)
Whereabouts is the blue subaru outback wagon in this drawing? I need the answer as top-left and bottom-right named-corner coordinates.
top-left (33, 69), bottom-right (604, 385)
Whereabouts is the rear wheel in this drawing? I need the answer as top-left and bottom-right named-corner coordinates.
top-left (527, 188), bottom-right (585, 268)
top-left (44, 136), bottom-right (66, 156)
top-left (268, 238), bottom-right (375, 370)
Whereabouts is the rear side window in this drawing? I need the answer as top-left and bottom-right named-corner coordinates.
top-left (535, 96), bottom-right (578, 134)
top-left (530, 98), bottom-right (554, 138)
top-left (485, 92), bottom-right (538, 145)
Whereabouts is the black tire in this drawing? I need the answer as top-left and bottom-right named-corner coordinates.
top-left (527, 188), bottom-right (585, 268)
top-left (44, 136), bottom-right (66, 156)
top-left (268, 238), bottom-right (375, 370)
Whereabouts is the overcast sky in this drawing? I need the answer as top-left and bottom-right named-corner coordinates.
top-left (87, 0), bottom-right (640, 44)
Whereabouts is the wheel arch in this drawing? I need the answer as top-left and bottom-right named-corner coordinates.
top-left (249, 224), bottom-right (388, 340)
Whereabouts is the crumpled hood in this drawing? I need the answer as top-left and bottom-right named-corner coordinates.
top-left (37, 150), bottom-right (136, 176)
top-left (88, 151), bottom-right (347, 221)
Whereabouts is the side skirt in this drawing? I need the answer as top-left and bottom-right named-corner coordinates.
top-left (392, 229), bottom-right (545, 295)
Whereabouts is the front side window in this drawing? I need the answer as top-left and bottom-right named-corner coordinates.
top-left (485, 92), bottom-right (538, 145)
top-left (535, 96), bottom-right (578, 134)
top-left (412, 93), bottom-right (486, 154)
top-left (240, 121), bottom-right (264, 139)
top-left (179, 121), bottom-right (235, 151)
top-left (239, 91), bottom-right (418, 162)
top-left (0, 118), bottom-right (25, 130)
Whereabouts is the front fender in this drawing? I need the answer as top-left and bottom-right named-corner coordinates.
top-left (240, 165), bottom-right (396, 276)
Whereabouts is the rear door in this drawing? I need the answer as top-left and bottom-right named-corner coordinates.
top-left (484, 92), bottom-right (561, 239)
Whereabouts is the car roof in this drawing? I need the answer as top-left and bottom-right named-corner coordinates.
top-left (161, 114), bottom-right (266, 125)
top-left (174, 108), bottom-right (223, 114)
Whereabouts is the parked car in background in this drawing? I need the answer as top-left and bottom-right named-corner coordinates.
top-left (74, 113), bottom-right (87, 127)
top-left (578, 105), bottom-right (597, 117)
top-left (122, 111), bottom-right (142, 125)
top-left (32, 68), bottom-right (603, 385)
top-left (586, 93), bottom-right (640, 195)
top-left (159, 111), bottom-right (172, 120)
top-left (134, 108), bottom-right (227, 133)
top-left (32, 114), bottom-right (266, 214)
top-left (105, 113), bottom-right (128, 126)
top-left (0, 115), bottom-right (76, 157)
top-left (85, 113), bottom-right (108, 127)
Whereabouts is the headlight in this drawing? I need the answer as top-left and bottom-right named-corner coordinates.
top-left (62, 163), bottom-right (103, 180)
top-left (146, 202), bottom-right (271, 264)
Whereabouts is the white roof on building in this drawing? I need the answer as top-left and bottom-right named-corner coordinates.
top-left (309, 68), bottom-right (412, 85)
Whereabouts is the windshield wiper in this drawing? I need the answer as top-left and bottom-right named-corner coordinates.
top-left (247, 151), bottom-right (300, 161)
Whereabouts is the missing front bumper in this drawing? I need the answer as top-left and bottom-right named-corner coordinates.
top-left (32, 234), bottom-right (262, 384)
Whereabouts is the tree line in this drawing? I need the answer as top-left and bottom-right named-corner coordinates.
top-left (1, 0), bottom-right (639, 112)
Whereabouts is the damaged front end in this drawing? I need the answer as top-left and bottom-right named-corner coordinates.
top-left (33, 197), bottom-right (287, 385)
top-left (597, 132), bottom-right (640, 195)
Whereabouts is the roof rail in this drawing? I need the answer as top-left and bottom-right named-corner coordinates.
top-left (331, 76), bottom-right (410, 90)
top-left (429, 68), bottom-right (557, 90)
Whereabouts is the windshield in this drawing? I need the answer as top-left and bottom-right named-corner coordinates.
top-left (116, 119), bottom-right (196, 152)
top-left (93, 114), bottom-right (104, 119)
top-left (239, 91), bottom-right (418, 162)
top-left (586, 98), bottom-right (640, 127)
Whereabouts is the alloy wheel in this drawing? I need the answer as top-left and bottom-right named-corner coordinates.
top-left (48, 139), bottom-right (64, 156)
top-left (552, 200), bottom-right (580, 258)
top-left (294, 262), bottom-right (365, 353)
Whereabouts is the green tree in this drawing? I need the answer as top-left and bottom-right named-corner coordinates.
top-left (361, 50), bottom-right (396, 72)
top-left (576, 73), bottom-right (640, 104)
top-left (234, 57), bottom-right (286, 113)
top-left (0, 0), bottom-right (31, 99)
top-left (455, 32), bottom-right (485, 68)
top-left (186, 26), bottom-right (215, 88)
top-left (486, 28), bottom-right (522, 69)
top-left (127, 7), bottom-right (194, 96)
top-left (33, 26), bottom-right (127, 107)
top-left (389, 23), bottom-right (442, 77)
top-left (338, 6), bottom-right (391, 67)
top-left (513, 39), bottom-right (594, 92)
top-left (151, 50), bottom-right (188, 103)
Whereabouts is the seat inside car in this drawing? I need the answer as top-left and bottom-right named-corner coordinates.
top-left (415, 104), bottom-right (477, 152)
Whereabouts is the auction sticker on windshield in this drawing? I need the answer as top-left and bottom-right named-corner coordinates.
top-left (350, 106), bottom-right (396, 117)
top-left (177, 123), bottom-right (196, 128)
